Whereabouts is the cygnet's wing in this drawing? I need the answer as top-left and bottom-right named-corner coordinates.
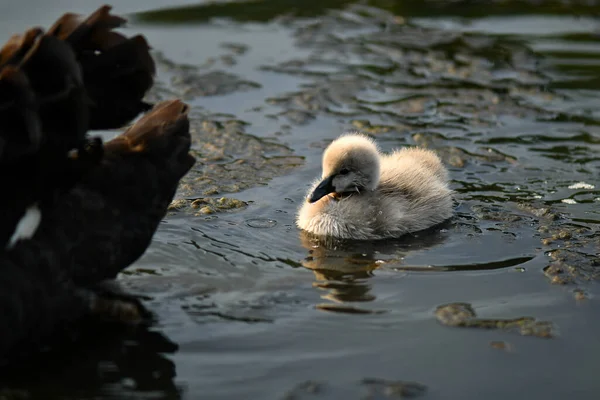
top-left (48, 5), bottom-right (156, 130)
top-left (378, 148), bottom-right (453, 234)
top-left (380, 147), bottom-right (449, 191)
top-left (35, 99), bottom-right (195, 286)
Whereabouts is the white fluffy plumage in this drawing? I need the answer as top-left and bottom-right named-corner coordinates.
top-left (296, 132), bottom-right (453, 240)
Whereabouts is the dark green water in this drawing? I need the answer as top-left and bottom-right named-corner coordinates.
top-left (1, 1), bottom-right (600, 399)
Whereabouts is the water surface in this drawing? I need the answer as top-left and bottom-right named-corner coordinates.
top-left (2, 1), bottom-right (600, 399)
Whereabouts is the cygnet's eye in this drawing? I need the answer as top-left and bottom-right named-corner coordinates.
top-left (339, 168), bottom-right (350, 175)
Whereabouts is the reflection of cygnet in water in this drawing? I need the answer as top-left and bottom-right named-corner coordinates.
top-left (296, 132), bottom-right (453, 240)
top-left (300, 231), bottom-right (381, 304)
top-left (300, 231), bottom-right (385, 276)
top-left (299, 227), bottom-right (449, 274)
top-left (299, 228), bottom-right (450, 304)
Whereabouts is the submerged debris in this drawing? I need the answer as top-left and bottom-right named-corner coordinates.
top-left (281, 378), bottom-right (427, 400)
top-left (489, 341), bottom-right (514, 352)
top-left (541, 230), bottom-right (572, 246)
top-left (543, 249), bottom-right (600, 287)
top-left (517, 203), bottom-right (560, 221)
top-left (543, 262), bottom-right (576, 285)
top-left (434, 303), bottom-right (554, 338)
top-left (573, 288), bottom-right (589, 302)
top-left (282, 381), bottom-right (325, 400)
top-left (361, 378), bottom-right (427, 399)
top-left (168, 196), bottom-right (247, 216)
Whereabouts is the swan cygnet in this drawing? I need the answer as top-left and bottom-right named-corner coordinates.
top-left (296, 132), bottom-right (453, 240)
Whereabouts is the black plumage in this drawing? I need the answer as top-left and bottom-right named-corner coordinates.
top-left (0, 5), bottom-right (157, 249)
top-left (0, 5), bottom-right (195, 364)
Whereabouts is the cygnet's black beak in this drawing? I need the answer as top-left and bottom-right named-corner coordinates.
top-left (309, 175), bottom-right (335, 203)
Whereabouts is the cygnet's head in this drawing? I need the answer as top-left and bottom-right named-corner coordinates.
top-left (308, 132), bottom-right (380, 203)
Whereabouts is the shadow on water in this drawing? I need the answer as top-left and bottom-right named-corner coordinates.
top-left (0, 323), bottom-right (182, 400)
top-left (134, 0), bottom-right (600, 24)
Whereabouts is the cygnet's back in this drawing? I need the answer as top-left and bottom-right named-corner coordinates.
top-left (296, 132), bottom-right (453, 240)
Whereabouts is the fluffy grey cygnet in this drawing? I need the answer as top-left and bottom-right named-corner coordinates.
top-left (296, 132), bottom-right (453, 240)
